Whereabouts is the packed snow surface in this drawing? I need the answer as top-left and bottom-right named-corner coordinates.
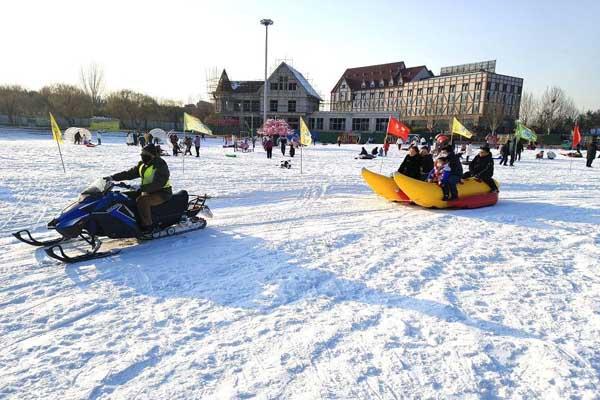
top-left (1, 130), bottom-right (600, 399)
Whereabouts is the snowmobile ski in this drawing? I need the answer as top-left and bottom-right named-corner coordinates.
top-left (13, 229), bottom-right (65, 247)
top-left (44, 244), bottom-right (120, 264)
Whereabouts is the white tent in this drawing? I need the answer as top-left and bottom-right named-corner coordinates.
top-left (148, 128), bottom-right (168, 145)
top-left (64, 127), bottom-right (91, 144)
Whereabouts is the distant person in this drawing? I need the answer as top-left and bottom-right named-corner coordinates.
top-left (201, 132), bottom-right (205, 140)
top-left (280, 137), bottom-right (287, 156)
top-left (96, 130), bottom-right (102, 145)
top-left (264, 136), bottom-right (273, 159)
top-left (74, 130), bottom-right (82, 145)
top-left (139, 133), bottom-right (146, 147)
top-left (337, 136), bottom-right (342, 147)
top-left (465, 143), bottom-right (473, 163)
top-left (126, 132), bottom-right (134, 146)
top-left (184, 136), bottom-right (193, 155)
top-left (587, 139), bottom-right (598, 168)
top-left (383, 140), bottom-right (390, 156)
top-left (289, 141), bottom-right (296, 158)
top-left (397, 145), bottom-right (422, 179)
top-left (396, 137), bottom-right (403, 151)
top-left (194, 134), bottom-right (201, 157)
top-left (147, 133), bottom-right (154, 146)
top-left (132, 131), bottom-right (138, 146)
top-left (499, 141), bottom-right (509, 166)
top-left (170, 133), bottom-right (179, 156)
top-left (508, 136), bottom-right (517, 166)
top-left (516, 140), bottom-right (524, 161)
top-left (462, 145), bottom-right (498, 192)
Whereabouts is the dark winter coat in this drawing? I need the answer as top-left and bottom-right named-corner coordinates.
top-left (587, 142), bottom-right (597, 160)
top-left (500, 143), bottom-right (509, 156)
top-left (447, 153), bottom-right (463, 177)
top-left (264, 139), bottom-right (273, 150)
top-left (398, 154), bottom-right (422, 179)
top-left (111, 157), bottom-right (172, 195)
top-left (420, 154), bottom-right (434, 177)
top-left (467, 153), bottom-right (494, 179)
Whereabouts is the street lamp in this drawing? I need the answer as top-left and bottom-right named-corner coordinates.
top-left (260, 18), bottom-right (273, 130)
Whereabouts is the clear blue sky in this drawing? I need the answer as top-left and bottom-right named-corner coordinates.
top-left (1, 0), bottom-right (598, 110)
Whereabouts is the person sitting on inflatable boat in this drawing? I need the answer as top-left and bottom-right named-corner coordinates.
top-left (437, 145), bottom-right (462, 200)
top-left (397, 145), bottom-right (422, 179)
top-left (462, 144), bottom-right (498, 193)
top-left (427, 157), bottom-right (452, 201)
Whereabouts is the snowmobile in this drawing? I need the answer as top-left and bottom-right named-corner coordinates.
top-left (13, 177), bottom-right (212, 263)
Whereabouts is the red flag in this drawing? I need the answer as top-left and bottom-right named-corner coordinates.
top-left (573, 123), bottom-right (581, 149)
top-left (387, 117), bottom-right (410, 141)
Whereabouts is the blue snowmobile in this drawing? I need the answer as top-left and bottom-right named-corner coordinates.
top-left (13, 177), bottom-right (212, 263)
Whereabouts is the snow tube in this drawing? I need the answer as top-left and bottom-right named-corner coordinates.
top-left (393, 173), bottom-right (499, 209)
top-left (361, 168), bottom-right (410, 202)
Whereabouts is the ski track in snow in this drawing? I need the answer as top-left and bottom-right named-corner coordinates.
top-left (1, 130), bottom-right (600, 399)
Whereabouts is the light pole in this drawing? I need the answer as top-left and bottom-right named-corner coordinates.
top-left (260, 18), bottom-right (273, 129)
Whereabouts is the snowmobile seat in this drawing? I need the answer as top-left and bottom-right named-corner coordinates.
top-left (151, 190), bottom-right (189, 227)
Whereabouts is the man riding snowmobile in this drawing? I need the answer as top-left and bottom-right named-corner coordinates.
top-left (107, 143), bottom-right (171, 233)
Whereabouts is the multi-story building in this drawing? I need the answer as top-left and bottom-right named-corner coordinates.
top-left (212, 62), bottom-right (322, 132)
top-left (312, 60), bottom-right (523, 135)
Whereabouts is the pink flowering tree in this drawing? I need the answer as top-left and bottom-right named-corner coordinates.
top-left (257, 118), bottom-right (294, 137)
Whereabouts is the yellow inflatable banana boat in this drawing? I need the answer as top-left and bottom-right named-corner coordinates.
top-left (361, 168), bottom-right (410, 202)
top-left (393, 173), bottom-right (499, 209)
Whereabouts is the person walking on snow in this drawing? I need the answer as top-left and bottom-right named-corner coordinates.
top-left (96, 131), bottom-right (102, 145)
top-left (107, 143), bottom-right (172, 233)
top-left (587, 138), bottom-right (597, 167)
top-left (264, 136), bottom-right (273, 159)
top-left (499, 141), bottom-right (509, 166)
top-left (183, 136), bottom-right (193, 156)
top-left (194, 135), bottom-right (201, 157)
top-left (280, 137), bottom-right (287, 156)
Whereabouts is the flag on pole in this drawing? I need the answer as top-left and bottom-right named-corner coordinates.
top-left (300, 117), bottom-right (312, 146)
top-left (49, 112), bottom-right (63, 143)
top-left (387, 116), bottom-right (410, 141)
top-left (183, 112), bottom-right (213, 135)
top-left (514, 120), bottom-right (537, 142)
top-left (451, 117), bottom-right (473, 139)
top-left (572, 122), bottom-right (581, 149)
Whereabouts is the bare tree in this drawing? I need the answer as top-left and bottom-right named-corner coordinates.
top-left (536, 86), bottom-right (578, 134)
top-left (484, 102), bottom-right (506, 134)
top-left (0, 85), bottom-right (27, 125)
top-left (80, 62), bottom-right (105, 115)
top-left (40, 84), bottom-right (92, 125)
top-left (519, 92), bottom-right (538, 126)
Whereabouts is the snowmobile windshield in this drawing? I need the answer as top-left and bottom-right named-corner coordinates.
top-left (80, 178), bottom-right (110, 197)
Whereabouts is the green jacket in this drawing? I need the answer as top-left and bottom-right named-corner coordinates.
top-left (112, 157), bottom-right (172, 194)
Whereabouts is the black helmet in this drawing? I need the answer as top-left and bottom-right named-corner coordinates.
top-left (142, 143), bottom-right (158, 156)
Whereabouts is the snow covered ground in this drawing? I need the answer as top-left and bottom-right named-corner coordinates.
top-left (1, 130), bottom-right (600, 399)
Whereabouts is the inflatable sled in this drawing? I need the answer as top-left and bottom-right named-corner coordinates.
top-left (361, 168), bottom-right (410, 202)
top-left (393, 173), bottom-right (499, 209)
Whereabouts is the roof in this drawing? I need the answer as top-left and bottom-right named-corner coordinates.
top-left (282, 63), bottom-right (323, 101)
top-left (331, 62), bottom-right (432, 93)
top-left (214, 69), bottom-right (263, 94)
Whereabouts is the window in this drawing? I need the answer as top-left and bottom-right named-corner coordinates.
top-left (242, 100), bottom-right (251, 112)
top-left (288, 82), bottom-right (297, 91)
top-left (503, 84), bottom-right (508, 92)
top-left (288, 100), bottom-right (296, 112)
top-left (475, 82), bottom-right (482, 90)
top-left (278, 76), bottom-right (288, 90)
top-left (379, 92), bottom-right (384, 99)
top-left (427, 87), bottom-right (433, 95)
top-left (375, 118), bottom-right (389, 132)
top-left (270, 82), bottom-right (278, 91)
top-left (361, 93), bottom-right (366, 100)
top-left (351, 93), bottom-right (357, 101)
top-left (316, 118), bottom-right (323, 130)
top-left (398, 90), bottom-right (403, 97)
top-left (341, 84), bottom-right (347, 89)
top-left (517, 86), bottom-right (522, 94)
top-left (310, 117), bottom-right (324, 130)
top-left (389, 91), bottom-right (395, 98)
top-left (329, 118), bottom-right (346, 131)
top-left (269, 100), bottom-right (278, 112)
top-left (233, 101), bottom-right (241, 112)
top-left (361, 82), bottom-right (366, 89)
top-left (438, 86), bottom-right (445, 94)
top-left (370, 93), bottom-right (375, 99)
top-left (449, 85), bottom-right (456, 93)
top-left (408, 89), bottom-right (413, 96)
top-left (370, 81), bottom-right (375, 88)
top-left (352, 118), bottom-right (370, 131)
top-left (417, 88), bottom-right (423, 95)
top-left (490, 82), bottom-right (495, 91)
top-left (462, 83), bottom-right (469, 91)
top-left (379, 80), bottom-right (385, 87)
top-left (251, 100), bottom-right (260, 112)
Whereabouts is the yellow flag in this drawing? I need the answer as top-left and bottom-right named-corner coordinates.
top-left (49, 112), bottom-right (63, 143)
top-left (183, 112), bottom-right (213, 135)
top-left (300, 117), bottom-right (312, 146)
top-left (451, 117), bottom-right (473, 139)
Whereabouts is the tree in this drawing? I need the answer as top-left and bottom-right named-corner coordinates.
top-left (40, 84), bottom-right (92, 125)
top-left (80, 62), bottom-right (105, 115)
top-left (536, 86), bottom-right (578, 135)
top-left (105, 90), bottom-right (157, 129)
top-left (519, 92), bottom-right (538, 126)
top-left (484, 102), bottom-right (506, 135)
top-left (0, 85), bottom-right (27, 125)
